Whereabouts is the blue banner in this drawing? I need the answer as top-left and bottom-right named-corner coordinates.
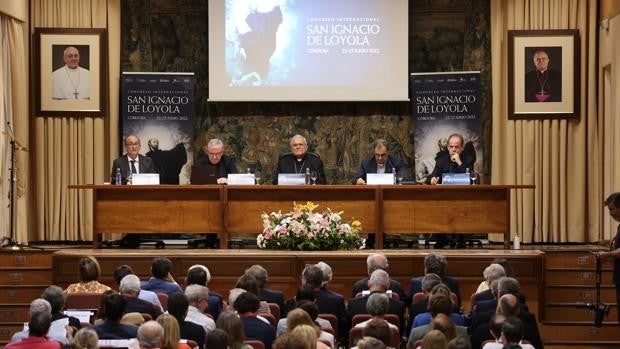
top-left (411, 72), bottom-right (483, 184)
top-left (120, 72), bottom-right (194, 184)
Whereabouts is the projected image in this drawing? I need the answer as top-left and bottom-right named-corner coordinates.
top-left (215, 0), bottom-right (408, 100)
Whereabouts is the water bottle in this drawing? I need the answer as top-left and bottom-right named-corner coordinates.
top-left (305, 168), bottom-right (311, 185)
top-left (513, 234), bottom-right (521, 250)
top-left (115, 168), bottom-right (122, 185)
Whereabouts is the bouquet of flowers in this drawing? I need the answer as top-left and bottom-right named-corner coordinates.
top-left (257, 201), bottom-right (364, 251)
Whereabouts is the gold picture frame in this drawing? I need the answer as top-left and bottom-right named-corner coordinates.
top-left (33, 28), bottom-right (107, 117)
top-left (508, 29), bottom-right (579, 120)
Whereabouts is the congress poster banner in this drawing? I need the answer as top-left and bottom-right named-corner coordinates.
top-left (120, 72), bottom-right (194, 184)
top-left (411, 71), bottom-right (483, 184)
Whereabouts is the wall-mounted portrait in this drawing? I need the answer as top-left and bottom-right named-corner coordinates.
top-left (508, 29), bottom-right (579, 120)
top-left (33, 28), bottom-right (107, 117)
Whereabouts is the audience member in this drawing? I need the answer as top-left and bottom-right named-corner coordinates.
top-left (354, 336), bottom-right (387, 349)
top-left (472, 264), bottom-right (506, 304)
top-left (315, 261), bottom-right (347, 341)
top-left (41, 285), bottom-right (81, 337)
top-left (354, 293), bottom-right (398, 331)
top-left (184, 284), bottom-right (216, 334)
top-left (113, 264), bottom-right (163, 312)
top-left (408, 253), bottom-right (461, 307)
top-left (65, 256), bottom-right (111, 294)
top-left (246, 264), bottom-right (285, 317)
top-left (234, 291), bottom-right (276, 349)
top-left (156, 313), bottom-right (191, 349)
top-left (236, 273), bottom-right (272, 315)
top-left (119, 274), bottom-right (162, 320)
top-left (205, 328), bottom-right (230, 349)
top-left (215, 311), bottom-right (253, 349)
top-left (272, 332), bottom-right (311, 349)
top-left (412, 289), bottom-right (464, 328)
top-left (481, 317), bottom-right (535, 349)
top-left (469, 277), bottom-right (528, 331)
top-left (408, 296), bottom-right (468, 347)
top-left (348, 269), bottom-right (405, 330)
top-left (92, 292), bottom-right (138, 339)
top-left (186, 264), bottom-right (223, 320)
top-left (137, 320), bottom-right (164, 349)
top-left (286, 308), bottom-right (334, 349)
top-left (419, 329), bottom-right (448, 349)
top-left (430, 313), bottom-right (457, 342)
top-left (10, 299), bottom-right (54, 344)
top-left (277, 299), bottom-right (332, 337)
top-left (289, 323), bottom-right (330, 349)
top-left (362, 318), bottom-right (392, 347)
top-left (351, 253), bottom-right (407, 304)
top-left (5, 311), bottom-right (60, 349)
top-left (409, 273), bottom-right (457, 335)
top-left (447, 336), bottom-right (471, 349)
top-left (167, 293), bottom-right (205, 349)
top-left (140, 257), bottom-right (182, 296)
top-left (71, 328), bottom-right (99, 349)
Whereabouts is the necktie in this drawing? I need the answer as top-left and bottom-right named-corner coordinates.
top-left (130, 160), bottom-right (137, 174)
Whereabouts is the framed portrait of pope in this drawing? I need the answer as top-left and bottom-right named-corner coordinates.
top-left (33, 28), bottom-right (107, 117)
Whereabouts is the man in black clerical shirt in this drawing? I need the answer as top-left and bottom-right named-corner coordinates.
top-left (195, 138), bottom-right (238, 184)
top-left (273, 134), bottom-right (326, 184)
top-left (595, 192), bottom-right (620, 324)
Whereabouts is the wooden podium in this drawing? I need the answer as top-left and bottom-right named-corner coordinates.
top-left (70, 184), bottom-right (533, 248)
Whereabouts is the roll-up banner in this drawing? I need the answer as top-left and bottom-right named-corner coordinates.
top-left (411, 72), bottom-right (483, 184)
top-left (120, 72), bottom-right (195, 184)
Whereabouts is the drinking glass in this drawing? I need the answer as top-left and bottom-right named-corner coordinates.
top-left (397, 171), bottom-right (404, 185)
top-left (470, 171), bottom-right (479, 185)
top-left (254, 171), bottom-right (261, 185)
top-left (310, 171), bottom-right (318, 185)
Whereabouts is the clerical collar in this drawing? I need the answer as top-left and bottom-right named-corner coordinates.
top-left (538, 69), bottom-right (548, 74)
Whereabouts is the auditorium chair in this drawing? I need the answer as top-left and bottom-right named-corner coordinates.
top-left (156, 292), bottom-right (168, 311)
top-left (65, 293), bottom-right (102, 311)
top-left (318, 313), bottom-right (338, 338)
top-left (267, 302), bottom-right (280, 323)
top-left (244, 339), bottom-right (265, 349)
top-left (349, 325), bottom-right (400, 348)
top-left (260, 312), bottom-right (277, 328)
top-left (411, 291), bottom-right (458, 305)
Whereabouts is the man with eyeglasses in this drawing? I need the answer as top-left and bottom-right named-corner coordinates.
top-left (110, 134), bottom-right (157, 184)
top-left (195, 138), bottom-right (238, 184)
top-left (352, 139), bottom-right (409, 185)
top-left (274, 134), bottom-right (326, 185)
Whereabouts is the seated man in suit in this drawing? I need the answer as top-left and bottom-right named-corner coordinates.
top-left (186, 264), bottom-right (223, 321)
top-left (408, 273), bottom-right (460, 336)
top-left (119, 274), bottom-right (162, 321)
top-left (351, 253), bottom-right (407, 305)
top-left (110, 134), bottom-right (157, 184)
top-left (347, 269), bottom-right (405, 330)
top-left (113, 265), bottom-right (163, 312)
top-left (5, 311), bottom-right (60, 349)
top-left (235, 291), bottom-right (276, 349)
top-left (470, 294), bottom-right (542, 349)
top-left (469, 277), bottom-right (529, 333)
top-left (316, 261), bottom-right (347, 340)
top-left (352, 138), bottom-right (409, 185)
top-left (408, 252), bottom-right (461, 307)
top-left (245, 264), bottom-right (285, 318)
top-left (471, 263), bottom-right (506, 309)
top-left (92, 293), bottom-right (138, 340)
top-left (273, 134), bottom-right (326, 184)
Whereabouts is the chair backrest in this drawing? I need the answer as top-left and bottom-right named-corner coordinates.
top-left (351, 314), bottom-right (372, 327)
top-left (65, 293), bottom-right (102, 310)
top-left (349, 326), bottom-right (365, 347)
top-left (383, 314), bottom-right (400, 331)
top-left (470, 292), bottom-right (478, 310)
top-left (267, 303), bottom-right (280, 322)
top-left (414, 339), bottom-right (423, 348)
top-left (260, 313), bottom-right (277, 328)
top-left (412, 292), bottom-right (426, 303)
top-left (450, 292), bottom-right (458, 305)
top-left (388, 327), bottom-right (400, 348)
top-left (156, 293), bottom-right (168, 311)
top-left (244, 339), bottom-right (265, 349)
top-left (318, 313), bottom-right (338, 337)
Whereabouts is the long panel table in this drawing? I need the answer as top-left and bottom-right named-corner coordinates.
top-left (70, 184), bottom-right (533, 248)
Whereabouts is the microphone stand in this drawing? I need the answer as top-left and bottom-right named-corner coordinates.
top-left (1, 121), bottom-right (42, 250)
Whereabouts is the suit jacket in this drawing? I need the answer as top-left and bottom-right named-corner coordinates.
top-left (206, 291), bottom-right (224, 321)
top-left (470, 312), bottom-right (543, 349)
top-left (240, 315), bottom-right (276, 349)
top-left (111, 154), bottom-right (157, 184)
top-left (316, 286), bottom-right (347, 340)
top-left (347, 291), bottom-right (405, 330)
top-left (179, 319), bottom-right (206, 349)
top-left (471, 289), bottom-right (493, 305)
top-left (469, 302), bottom-right (530, 333)
top-left (408, 275), bottom-right (462, 307)
top-left (123, 295), bottom-right (162, 320)
top-left (351, 155), bottom-right (409, 184)
top-left (425, 150), bottom-right (475, 184)
top-left (273, 152), bottom-right (326, 184)
top-left (260, 288), bottom-right (285, 318)
top-left (92, 320), bottom-right (138, 339)
top-left (351, 277), bottom-right (407, 306)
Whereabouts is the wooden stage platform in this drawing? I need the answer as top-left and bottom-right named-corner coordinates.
top-left (3, 245), bottom-right (620, 347)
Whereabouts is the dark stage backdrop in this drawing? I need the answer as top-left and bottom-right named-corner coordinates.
top-left (120, 0), bottom-right (491, 184)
